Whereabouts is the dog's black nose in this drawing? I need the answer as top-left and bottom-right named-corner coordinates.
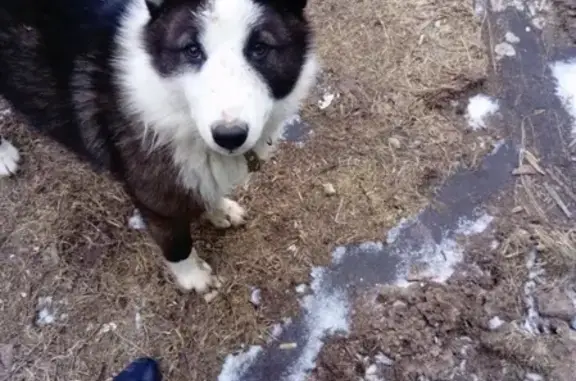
top-left (211, 121), bottom-right (248, 151)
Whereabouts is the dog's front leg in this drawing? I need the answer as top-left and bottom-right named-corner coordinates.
top-left (139, 208), bottom-right (220, 293)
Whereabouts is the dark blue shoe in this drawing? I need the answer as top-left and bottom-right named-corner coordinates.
top-left (113, 357), bottom-right (162, 381)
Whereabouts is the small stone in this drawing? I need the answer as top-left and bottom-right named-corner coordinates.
top-left (322, 183), bottom-right (336, 196)
top-left (536, 288), bottom-right (576, 321)
top-left (525, 373), bottom-right (543, 381)
top-left (388, 137), bottom-right (401, 149)
top-left (250, 288), bottom-right (262, 307)
top-left (570, 316), bottom-right (576, 331)
top-left (295, 284), bottom-right (308, 294)
top-left (488, 316), bottom-right (505, 330)
top-left (279, 342), bottom-right (297, 350)
top-left (365, 364), bottom-right (378, 376)
top-left (374, 352), bottom-right (394, 366)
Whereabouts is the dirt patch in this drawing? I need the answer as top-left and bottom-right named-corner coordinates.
top-left (551, 0), bottom-right (576, 44)
top-left (311, 142), bottom-right (576, 381)
top-left (0, 0), bottom-right (490, 380)
top-left (312, 215), bottom-right (576, 381)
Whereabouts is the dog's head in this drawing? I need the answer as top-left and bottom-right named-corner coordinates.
top-left (117, 0), bottom-right (317, 156)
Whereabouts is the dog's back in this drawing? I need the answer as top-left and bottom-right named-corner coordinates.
top-left (0, 0), bottom-right (128, 162)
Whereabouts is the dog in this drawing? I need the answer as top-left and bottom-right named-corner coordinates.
top-left (0, 0), bottom-right (318, 295)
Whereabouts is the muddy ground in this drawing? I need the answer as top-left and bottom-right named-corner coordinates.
top-left (1, 0), bottom-right (575, 380)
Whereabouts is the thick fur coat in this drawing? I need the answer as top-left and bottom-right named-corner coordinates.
top-left (0, 0), bottom-right (318, 294)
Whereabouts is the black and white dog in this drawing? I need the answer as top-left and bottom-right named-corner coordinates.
top-left (0, 0), bottom-right (318, 294)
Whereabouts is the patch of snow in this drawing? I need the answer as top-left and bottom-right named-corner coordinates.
top-left (295, 284), bottom-right (308, 294)
top-left (395, 212), bottom-right (494, 286)
top-left (550, 59), bottom-right (576, 139)
top-left (37, 308), bottom-right (55, 326)
top-left (364, 364), bottom-right (384, 381)
top-left (386, 217), bottom-right (415, 244)
top-left (456, 213), bottom-right (494, 235)
top-left (525, 373), bottom-right (544, 381)
top-left (217, 249), bottom-right (349, 380)
top-left (270, 323), bottom-right (283, 339)
top-left (474, 0), bottom-right (488, 17)
top-left (218, 346), bottom-right (262, 381)
top-left (488, 316), bottom-right (505, 330)
top-left (98, 322), bottom-right (118, 335)
top-left (135, 311), bottom-right (142, 332)
top-left (128, 209), bottom-right (146, 230)
top-left (286, 267), bottom-right (350, 381)
top-left (374, 352), bottom-right (394, 366)
top-left (332, 246), bottom-right (347, 264)
top-left (495, 42), bottom-right (516, 60)
top-left (466, 94), bottom-right (499, 130)
top-left (505, 32), bottom-right (520, 44)
top-left (359, 241), bottom-right (384, 252)
top-left (523, 249), bottom-right (545, 334)
top-left (36, 296), bottom-right (57, 326)
top-left (490, 0), bottom-right (525, 12)
top-left (318, 92), bottom-right (337, 110)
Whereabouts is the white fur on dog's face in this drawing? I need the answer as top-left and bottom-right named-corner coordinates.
top-left (116, 0), bottom-right (312, 156)
top-left (180, 0), bottom-right (271, 156)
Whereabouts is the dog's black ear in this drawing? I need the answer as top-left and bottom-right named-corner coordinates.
top-left (265, 0), bottom-right (307, 15)
top-left (288, 0), bottom-right (307, 11)
top-left (145, 0), bottom-right (164, 19)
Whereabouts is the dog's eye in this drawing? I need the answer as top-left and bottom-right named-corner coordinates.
top-left (184, 43), bottom-right (204, 63)
top-left (248, 42), bottom-right (270, 60)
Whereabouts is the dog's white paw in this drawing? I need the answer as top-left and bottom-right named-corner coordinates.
top-left (166, 249), bottom-right (222, 294)
top-left (0, 139), bottom-right (20, 177)
top-left (203, 198), bottom-right (247, 229)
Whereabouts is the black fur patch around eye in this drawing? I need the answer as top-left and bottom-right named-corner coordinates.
top-left (144, 1), bottom-right (206, 76)
top-left (244, 7), bottom-right (311, 99)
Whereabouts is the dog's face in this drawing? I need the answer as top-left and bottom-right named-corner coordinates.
top-left (141, 0), bottom-right (312, 156)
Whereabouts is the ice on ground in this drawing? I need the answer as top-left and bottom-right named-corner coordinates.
top-left (466, 94), bottom-right (499, 130)
top-left (523, 249), bottom-right (545, 334)
top-left (550, 59), bottom-right (576, 139)
top-left (286, 266), bottom-right (350, 380)
top-left (216, 249), bottom-right (350, 381)
top-left (36, 296), bottom-right (56, 326)
top-left (395, 212), bottom-right (494, 286)
top-left (218, 346), bottom-right (262, 381)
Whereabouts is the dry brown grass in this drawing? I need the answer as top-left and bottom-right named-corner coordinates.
top-left (0, 0), bottom-right (490, 379)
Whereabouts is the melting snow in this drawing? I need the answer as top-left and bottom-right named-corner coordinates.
top-left (550, 59), bottom-right (576, 139)
top-left (295, 284), bottom-right (308, 294)
top-left (488, 316), bottom-right (505, 330)
top-left (523, 249), bottom-right (545, 334)
top-left (216, 247), bottom-right (350, 381)
top-left (36, 296), bottom-right (57, 326)
top-left (286, 266), bottom-right (349, 380)
top-left (128, 209), bottom-right (146, 230)
top-left (218, 346), bottom-right (262, 381)
top-left (395, 212), bottom-right (494, 286)
top-left (466, 94), bottom-right (499, 130)
top-left (386, 217), bottom-right (413, 244)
